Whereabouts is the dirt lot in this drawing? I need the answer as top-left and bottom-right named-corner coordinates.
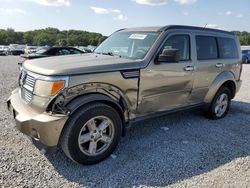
top-left (0, 56), bottom-right (249, 188)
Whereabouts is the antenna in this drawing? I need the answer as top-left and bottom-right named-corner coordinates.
top-left (203, 24), bottom-right (207, 29)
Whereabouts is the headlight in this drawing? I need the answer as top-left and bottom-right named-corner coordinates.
top-left (34, 77), bottom-right (68, 97)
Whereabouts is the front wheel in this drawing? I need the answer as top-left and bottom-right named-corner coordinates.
top-left (205, 87), bottom-right (231, 119)
top-left (60, 103), bottom-right (122, 165)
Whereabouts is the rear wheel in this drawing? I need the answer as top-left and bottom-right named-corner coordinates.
top-left (205, 87), bottom-right (231, 119)
top-left (60, 103), bottom-right (122, 165)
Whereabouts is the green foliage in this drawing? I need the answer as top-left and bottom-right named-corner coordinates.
top-left (232, 31), bottom-right (250, 45)
top-left (0, 28), bottom-right (107, 46)
top-left (1, 28), bottom-right (249, 46)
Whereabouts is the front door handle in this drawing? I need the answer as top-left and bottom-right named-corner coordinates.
top-left (215, 63), bottom-right (225, 68)
top-left (184, 66), bottom-right (196, 71)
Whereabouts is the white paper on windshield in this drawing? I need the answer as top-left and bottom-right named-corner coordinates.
top-left (129, 34), bottom-right (147, 40)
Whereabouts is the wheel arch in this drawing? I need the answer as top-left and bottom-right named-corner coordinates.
top-left (220, 80), bottom-right (236, 99)
top-left (47, 81), bottom-right (134, 119)
top-left (68, 92), bottom-right (125, 118)
top-left (64, 93), bottom-right (127, 136)
top-left (204, 71), bottom-right (237, 104)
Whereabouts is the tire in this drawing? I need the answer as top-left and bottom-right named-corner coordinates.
top-left (205, 87), bottom-right (231, 120)
top-left (60, 102), bottom-right (122, 165)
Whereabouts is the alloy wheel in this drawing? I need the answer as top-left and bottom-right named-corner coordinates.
top-left (214, 93), bottom-right (229, 117)
top-left (78, 116), bottom-right (115, 156)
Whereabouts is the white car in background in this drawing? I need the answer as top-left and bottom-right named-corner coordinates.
top-left (24, 46), bottom-right (38, 54)
top-left (9, 44), bottom-right (25, 55)
top-left (0, 46), bottom-right (9, 55)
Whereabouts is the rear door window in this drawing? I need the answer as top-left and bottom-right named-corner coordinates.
top-left (196, 36), bottom-right (218, 60)
top-left (218, 37), bottom-right (238, 59)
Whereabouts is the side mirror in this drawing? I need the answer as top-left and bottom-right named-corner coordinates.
top-left (157, 49), bottom-right (180, 63)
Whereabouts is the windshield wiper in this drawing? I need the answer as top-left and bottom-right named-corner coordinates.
top-left (101, 52), bottom-right (114, 56)
top-left (95, 51), bottom-right (123, 58)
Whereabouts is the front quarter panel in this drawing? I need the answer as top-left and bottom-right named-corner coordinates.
top-left (62, 71), bottom-right (139, 119)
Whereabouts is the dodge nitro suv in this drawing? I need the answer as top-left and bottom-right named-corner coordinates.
top-left (7, 25), bottom-right (242, 164)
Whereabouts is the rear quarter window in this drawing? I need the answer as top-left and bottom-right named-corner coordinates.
top-left (218, 37), bottom-right (239, 59)
top-left (196, 36), bottom-right (218, 60)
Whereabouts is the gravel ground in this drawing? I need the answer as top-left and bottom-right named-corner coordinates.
top-left (0, 56), bottom-right (249, 188)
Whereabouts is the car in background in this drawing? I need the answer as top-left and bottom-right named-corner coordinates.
top-left (87, 45), bottom-right (97, 52)
top-left (9, 44), bottom-right (25, 55)
top-left (0, 46), bottom-right (9, 55)
top-left (242, 49), bottom-right (250, 64)
top-left (19, 46), bottom-right (85, 65)
top-left (77, 46), bottom-right (92, 53)
top-left (24, 46), bottom-right (38, 54)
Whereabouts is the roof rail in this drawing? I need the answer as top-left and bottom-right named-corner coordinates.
top-left (159, 25), bottom-right (235, 36)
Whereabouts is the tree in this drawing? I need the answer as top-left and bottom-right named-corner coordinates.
top-left (5, 28), bottom-right (16, 44)
top-left (57, 39), bottom-right (67, 46)
top-left (23, 32), bottom-right (34, 45)
top-left (2, 28), bottom-right (249, 46)
top-left (0, 30), bottom-right (7, 45)
top-left (98, 36), bottom-right (107, 45)
top-left (33, 32), bottom-right (55, 46)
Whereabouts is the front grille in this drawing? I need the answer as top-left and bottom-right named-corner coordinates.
top-left (21, 88), bottom-right (33, 103)
top-left (25, 74), bottom-right (36, 90)
top-left (19, 71), bottom-right (36, 103)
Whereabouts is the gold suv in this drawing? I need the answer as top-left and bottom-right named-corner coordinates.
top-left (7, 25), bottom-right (242, 164)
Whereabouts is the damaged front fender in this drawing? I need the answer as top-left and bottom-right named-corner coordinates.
top-left (47, 82), bottom-right (137, 122)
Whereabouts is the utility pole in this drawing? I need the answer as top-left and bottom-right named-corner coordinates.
top-left (67, 30), bottom-right (69, 46)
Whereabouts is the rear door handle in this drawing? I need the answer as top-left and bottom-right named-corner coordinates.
top-left (215, 63), bottom-right (225, 68)
top-left (184, 66), bottom-right (196, 71)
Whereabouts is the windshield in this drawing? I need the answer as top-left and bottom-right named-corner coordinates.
top-left (95, 31), bottom-right (160, 59)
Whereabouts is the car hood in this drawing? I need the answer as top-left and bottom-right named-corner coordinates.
top-left (23, 53), bottom-right (142, 76)
top-left (21, 53), bottom-right (47, 58)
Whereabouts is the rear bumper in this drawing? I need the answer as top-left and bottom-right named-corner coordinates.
top-left (235, 80), bottom-right (242, 94)
top-left (7, 89), bottom-right (68, 147)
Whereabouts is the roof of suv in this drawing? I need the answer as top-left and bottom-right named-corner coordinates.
top-left (120, 25), bottom-right (235, 36)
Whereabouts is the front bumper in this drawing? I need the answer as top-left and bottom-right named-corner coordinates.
top-left (7, 89), bottom-right (68, 147)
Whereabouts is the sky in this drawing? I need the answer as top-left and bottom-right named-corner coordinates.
top-left (0, 0), bottom-right (249, 35)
